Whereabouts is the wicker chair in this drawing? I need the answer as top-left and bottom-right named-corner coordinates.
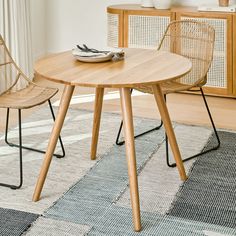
top-left (0, 34), bottom-right (65, 189)
top-left (116, 20), bottom-right (220, 167)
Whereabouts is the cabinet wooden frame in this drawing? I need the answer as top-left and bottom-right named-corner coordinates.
top-left (107, 6), bottom-right (124, 47)
top-left (176, 11), bottom-right (233, 96)
top-left (233, 14), bottom-right (236, 96)
top-left (107, 4), bottom-right (235, 97)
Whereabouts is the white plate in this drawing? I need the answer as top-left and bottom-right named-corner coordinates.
top-left (72, 47), bottom-right (124, 63)
top-left (74, 53), bottom-right (114, 63)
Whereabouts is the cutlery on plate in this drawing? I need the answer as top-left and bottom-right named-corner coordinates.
top-left (77, 44), bottom-right (110, 54)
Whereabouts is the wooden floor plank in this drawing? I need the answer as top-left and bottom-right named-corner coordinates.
top-left (0, 76), bottom-right (236, 132)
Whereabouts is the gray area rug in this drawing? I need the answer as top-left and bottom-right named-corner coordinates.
top-left (43, 129), bottom-right (236, 235)
top-left (25, 217), bottom-right (90, 236)
top-left (44, 117), bottom-right (165, 225)
top-left (0, 106), bottom-right (235, 235)
top-left (0, 107), bottom-right (128, 214)
top-left (169, 131), bottom-right (236, 229)
top-left (0, 207), bottom-right (38, 236)
top-left (116, 125), bottom-right (212, 214)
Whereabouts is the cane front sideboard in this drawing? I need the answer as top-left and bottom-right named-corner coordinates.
top-left (107, 4), bottom-right (236, 97)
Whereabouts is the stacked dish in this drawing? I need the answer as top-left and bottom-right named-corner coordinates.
top-left (72, 45), bottom-right (124, 62)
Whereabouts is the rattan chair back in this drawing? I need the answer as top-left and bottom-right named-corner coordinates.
top-left (0, 35), bottom-right (65, 190)
top-left (0, 34), bottom-right (58, 109)
top-left (116, 20), bottom-right (220, 171)
top-left (135, 20), bottom-right (215, 94)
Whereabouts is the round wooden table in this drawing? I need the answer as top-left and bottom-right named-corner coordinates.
top-left (33, 48), bottom-right (191, 231)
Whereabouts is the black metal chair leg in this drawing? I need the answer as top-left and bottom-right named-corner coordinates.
top-left (0, 109), bottom-right (23, 189)
top-left (166, 88), bottom-right (221, 167)
top-left (116, 90), bottom-right (164, 146)
top-left (4, 100), bottom-right (65, 159)
top-left (116, 120), bottom-right (163, 146)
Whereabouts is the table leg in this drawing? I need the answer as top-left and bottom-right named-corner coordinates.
top-left (152, 84), bottom-right (187, 181)
top-left (90, 88), bottom-right (104, 160)
top-left (33, 85), bottom-right (75, 202)
top-left (119, 88), bottom-right (141, 232)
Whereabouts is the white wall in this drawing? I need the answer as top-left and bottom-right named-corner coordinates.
top-left (45, 0), bottom-right (139, 53)
top-left (175, 0), bottom-right (215, 6)
top-left (30, 0), bottom-right (236, 57)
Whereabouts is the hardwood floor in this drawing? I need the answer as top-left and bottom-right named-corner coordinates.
top-left (0, 76), bottom-right (236, 133)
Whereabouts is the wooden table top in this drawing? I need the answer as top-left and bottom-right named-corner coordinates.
top-left (34, 48), bottom-right (192, 88)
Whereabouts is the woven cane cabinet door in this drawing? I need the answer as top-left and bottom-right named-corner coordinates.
top-left (107, 13), bottom-right (120, 47)
top-left (123, 10), bottom-right (174, 49)
top-left (176, 12), bottom-right (233, 96)
top-left (107, 5), bottom-right (174, 49)
top-left (107, 5), bottom-right (235, 97)
top-left (107, 7), bottom-right (124, 47)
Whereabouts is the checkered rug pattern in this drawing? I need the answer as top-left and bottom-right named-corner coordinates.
top-left (0, 107), bottom-right (235, 235)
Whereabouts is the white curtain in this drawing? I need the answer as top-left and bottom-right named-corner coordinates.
top-left (0, 0), bottom-right (33, 92)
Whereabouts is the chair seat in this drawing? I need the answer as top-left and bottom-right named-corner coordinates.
top-left (0, 83), bottom-right (58, 109)
top-left (135, 80), bottom-right (195, 95)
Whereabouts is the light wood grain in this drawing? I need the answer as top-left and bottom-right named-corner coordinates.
top-left (33, 48), bottom-right (191, 202)
top-left (33, 48), bottom-right (191, 231)
top-left (152, 84), bottom-right (187, 181)
top-left (90, 88), bottom-right (104, 160)
top-left (233, 14), bottom-right (236, 96)
top-left (118, 11), bottom-right (124, 47)
top-left (34, 49), bottom-right (191, 88)
top-left (107, 4), bottom-right (197, 14)
top-left (33, 85), bottom-right (75, 202)
top-left (120, 88), bottom-right (141, 232)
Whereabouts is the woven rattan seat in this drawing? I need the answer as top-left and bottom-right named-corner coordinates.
top-left (0, 34), bottom-right (65, 189)
top-left (116, 20), bottom-right (220, 167)
top-left (135, 80), bottom-right (196, 95)
top-left (0, 83), bottom-right (57, 109)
